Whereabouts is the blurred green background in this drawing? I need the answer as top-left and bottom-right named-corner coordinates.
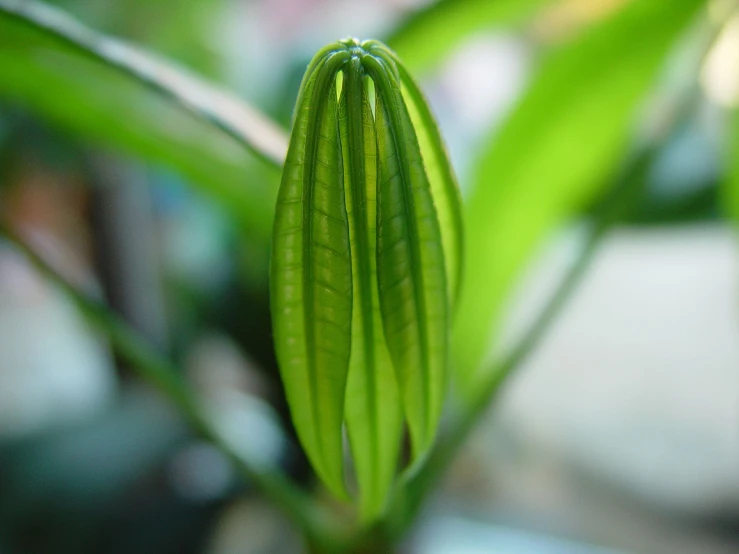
top-left (0, 0), bottom-right (738, 552)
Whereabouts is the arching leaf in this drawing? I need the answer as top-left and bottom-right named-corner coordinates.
top-left (271, 53), bottom-right (352, 497)
top-left (340, 58), bottom-right (403, 520)
top-left (454, 0), bottom-right (706, 394)
top-left (367, 55), bottom-right (449, 463)
top-left (726, 110), bottom-right (739, 224)
top-left (0, 0), bottom-right (287, 238)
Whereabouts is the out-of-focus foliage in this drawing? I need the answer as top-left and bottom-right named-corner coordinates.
top-left (727, 111), bottom-right (739, 222)
top-left (0, 0), bottom-right (284, 240)
top-left (49, 0), bottom-right (223, 75)
top-left (453, 0), bottom-right (706, 392)
top-left (386, 0), bottom-right (552, 74)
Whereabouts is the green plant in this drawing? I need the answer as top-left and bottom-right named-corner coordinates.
top-left (271, 38), bottom-right (462, 521)
top-left (0, 0), bottom-right (735, 552)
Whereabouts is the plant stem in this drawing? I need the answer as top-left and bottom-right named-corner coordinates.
top-left (0, 0), bottom-right (288, 168)
top-left (0, 223), bottom-right (344, 551)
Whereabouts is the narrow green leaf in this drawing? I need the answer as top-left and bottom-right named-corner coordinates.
top-left (271, 52), bottom-right (352, 497)
top-left (726, 110), bottom-right (739, 224)
top-left (296, 41), bottom-right (350, 119)
top-left (0, 0), bottom-right (287, 238)
top-left (454, 0), bottom-right (705, 394)
top-left (386, 0), bottom-right (552, 74)
top-left (397, 74), bottom-right (463, 308)
top-left (369, 45), bottom-right (463, 307)
top-left (0, 0), bottom-right (287, 165)
top-left (366, 55), bottom-right (448, 462)
top-left (340, 58), bottom-right (403, 520)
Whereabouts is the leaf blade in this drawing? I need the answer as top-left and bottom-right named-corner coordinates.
top-left (386, 0), bottom-right (552, 74)
top-left (271, 54), bottom-right (351, 497)
top-left (726, 110), bottom-right (739, 224)
top-left (368, 55), bottom-right (448, 462)
top-left (453, 0), bottom-right (705, 393)
top-left (0, 0), bottom-right (287, 165)
top-left (340, 59), bottom-right (403, 520)
top-left (392, 55), bottom-right (464, 308)
top-left (0, 0), bottom-right (288, 238)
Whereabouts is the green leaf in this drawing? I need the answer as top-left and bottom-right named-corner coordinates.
top-left (453, 0), bottom-right (705, 394)
top-left (340, 58), bottom-right (403, 520)
top-left (270, 52), bottom-right (352, 498)
top-left (386, 0), bottom-right (552, 74)
top-left (381, 47), bottom-right (464, 307)
top-left (365, 55), bottom-right (449, 463)
top-left (0, 0), bottom-right (287, 238)
top-left (726, 110), bottom-right (739, 224)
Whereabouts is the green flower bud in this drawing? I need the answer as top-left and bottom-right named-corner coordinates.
top-left (270, 38), bottom-right (463, 518)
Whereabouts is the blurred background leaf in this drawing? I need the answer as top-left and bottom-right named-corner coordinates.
top-left (386, 0), bottom-right (552, 75)
top-left (48, 0), bottom-right (224, 75)
top-left (0, 0), bottom-right (286, 240)
top-left (726, 110), bottom-right (739, 223)
top-left (453, 0), bottom-right (707, 392)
